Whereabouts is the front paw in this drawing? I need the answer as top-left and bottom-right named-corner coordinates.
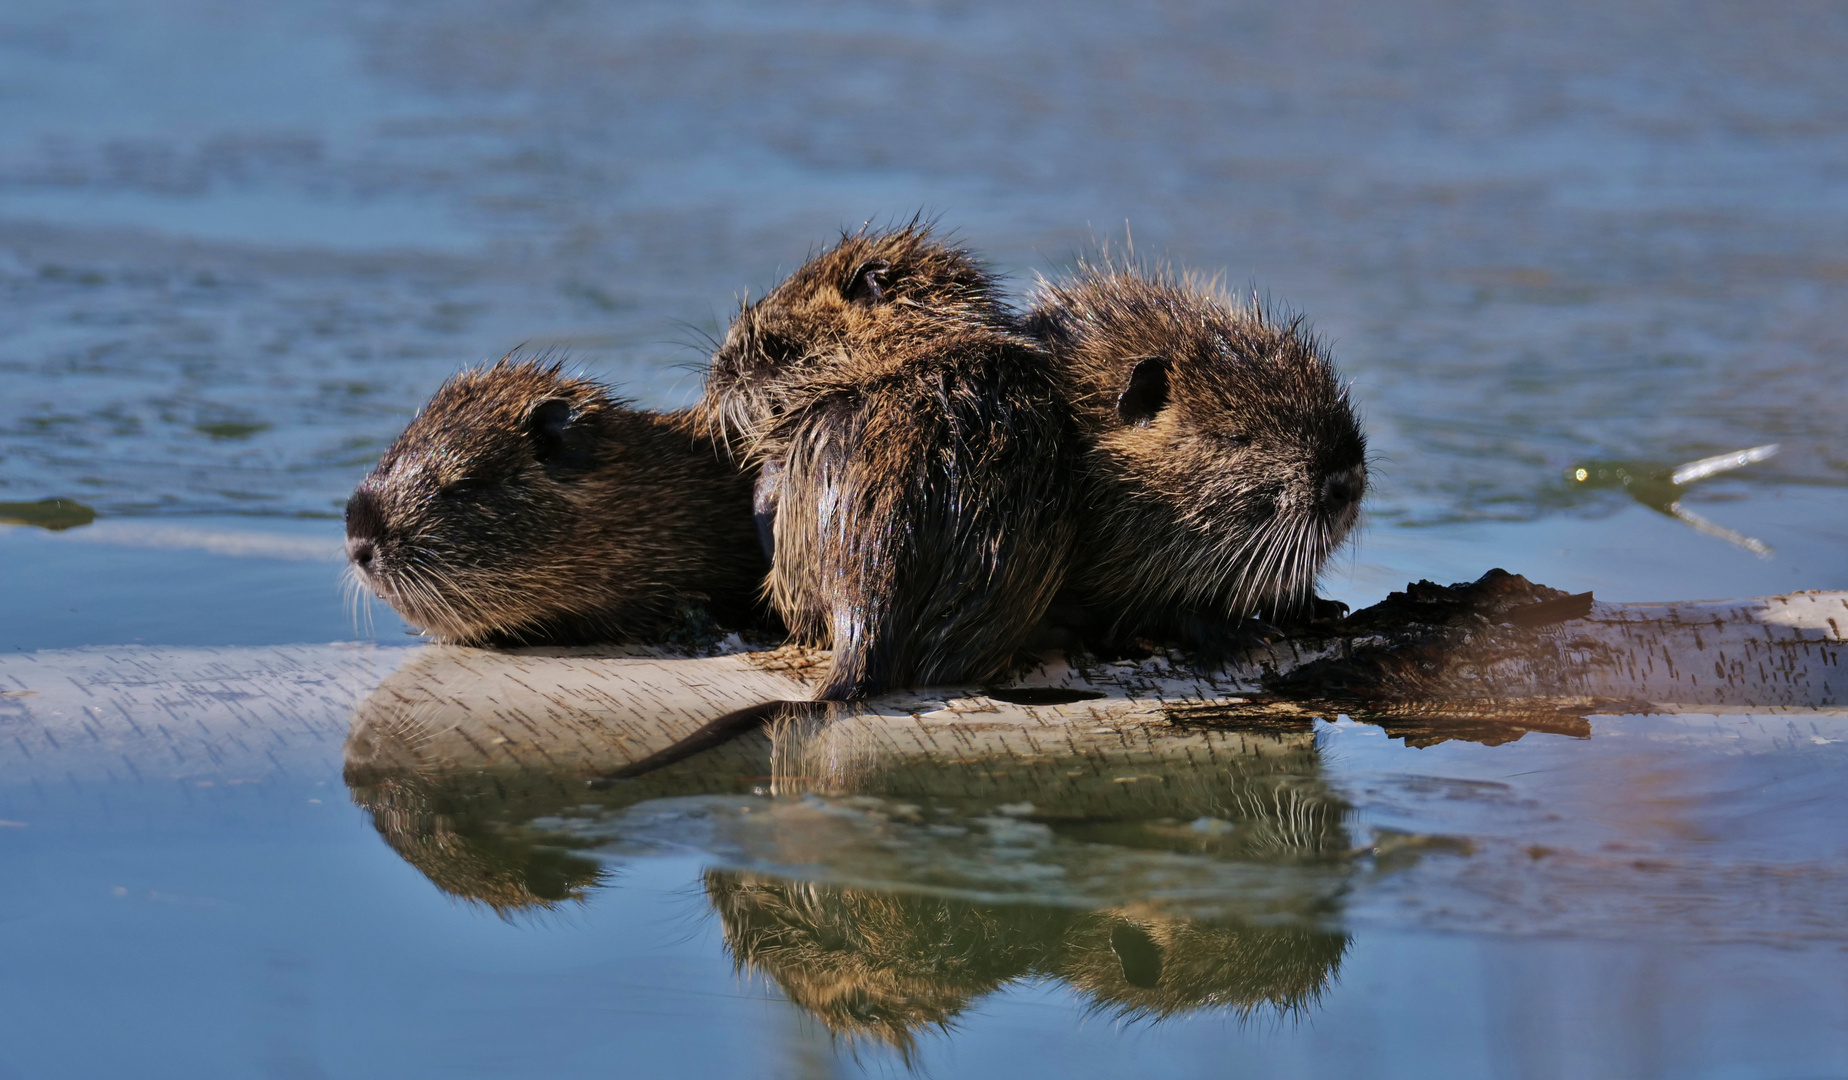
top-left (1268, 595), bottom-right (1349, 633)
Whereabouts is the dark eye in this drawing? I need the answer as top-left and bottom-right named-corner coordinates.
top-left (1217, 432), bottom-right (1252, 448)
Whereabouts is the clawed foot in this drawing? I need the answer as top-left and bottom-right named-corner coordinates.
top-left (1277, 594), bottom-right (1350, 630)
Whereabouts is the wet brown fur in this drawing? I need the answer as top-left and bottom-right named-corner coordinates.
top-left (1027, 264), bottom-right (1367, 641)
top-left (346, 358), bottom-right (769, 646)
top-left (698, 223), bottom-right (1075, 699)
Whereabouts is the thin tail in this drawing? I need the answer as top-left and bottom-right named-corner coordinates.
top-left (588, 700), bottom-right (820, 786)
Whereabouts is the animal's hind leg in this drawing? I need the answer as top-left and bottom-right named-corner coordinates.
top-left (809, 455), bottom-right (913, 702)
top-left (768, 412), bottom-right (912, 701)
top-left (809, 414), bottom-right (930, 700)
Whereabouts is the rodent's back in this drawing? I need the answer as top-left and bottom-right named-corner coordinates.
top-left (765, 320), bottom-right (1076, 693)
top-left (347, 359), bottom-right (768, 646)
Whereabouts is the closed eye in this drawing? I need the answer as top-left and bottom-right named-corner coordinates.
top-left (1217, 433), bottom-right (1252, 448)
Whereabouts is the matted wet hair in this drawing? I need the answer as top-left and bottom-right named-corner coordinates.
top-left (697, 220), bottom-right (1077, 699)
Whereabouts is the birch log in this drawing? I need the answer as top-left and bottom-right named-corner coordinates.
top-left (342, 573), bottom-right (1848, 792)
top-left (3, 574), bottom-right (1841, 798)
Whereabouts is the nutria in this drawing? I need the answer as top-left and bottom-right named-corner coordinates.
top-left (345, 358), bottom-right (770, 646)
top-left (1026, 264), bottom-right (1366, 647)
top-left (697, 222), bottom-right (1076, 699)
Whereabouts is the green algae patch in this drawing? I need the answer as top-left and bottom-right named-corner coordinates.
top-left (0, 498), bottom-right (97, 531)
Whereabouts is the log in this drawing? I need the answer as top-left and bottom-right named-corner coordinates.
top-left (341, 571), bottom-right (1848, 793)
top-left (6, 573), bottom-right (1842, 796)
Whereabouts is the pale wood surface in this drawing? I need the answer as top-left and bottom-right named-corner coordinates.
top-left (2, 592), bottom-right (1844, 788)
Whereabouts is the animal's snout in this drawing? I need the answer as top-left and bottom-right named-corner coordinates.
top-left (345, 487), bottom-right (384, 542)
top-left (1320, 468), bottom-right (1365, 514)
top-left (346, 536), bottom-right (376, 569)
top-left (345, 488), bottom-right (388, 572)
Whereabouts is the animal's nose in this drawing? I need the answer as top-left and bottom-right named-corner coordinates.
top-left (345, 487), bottom-right (384, 542)
top-left (346, 536), bottom-right (376, 569)
top-left (1320, 469), bottom-right (1365, 513)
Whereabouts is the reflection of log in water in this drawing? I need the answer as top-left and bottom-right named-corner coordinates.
top-left (343, 657), bottom-right (1358, 912)
top-left (342, 647), bottom-right (803, 910)
top-left (343, 649), bottom-right (798, 912)
top-left (345, 697), bottom-right (1356, 896)
top-left (344, 649), bottom-right (1360, 1039)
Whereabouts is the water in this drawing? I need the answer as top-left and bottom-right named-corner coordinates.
top-left (1, 0), bottom-right (1845, 1075)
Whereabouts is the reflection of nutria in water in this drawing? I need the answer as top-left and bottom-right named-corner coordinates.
top-left (344, 358), bottom-right (770, 647)
top-left (697, 222), bottom-right (1076, 699)
top-left (345, 768), bottom-right (606, 914)
top-left (703, 869), bottom-right (1071, 1055)
top-left (1052, 911), bottom-right (1348, 1021)
top-left (1026, 265), bottom-right (1366, 648)
top-left (705, 869), bottom-right (1350, 1051)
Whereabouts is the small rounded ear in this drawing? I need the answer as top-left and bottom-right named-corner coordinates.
top-left (1116, 357), bottom-right (1171, 427)
top-left (527, 398), bottom-right (593, 472)
top-left (843, 258), bottom-right (892, 305)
